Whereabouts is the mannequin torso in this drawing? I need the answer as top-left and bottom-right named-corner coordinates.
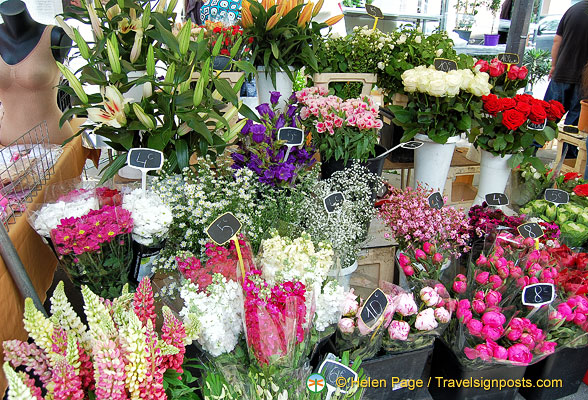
top-left (0, 0), bottom-right (73, 145)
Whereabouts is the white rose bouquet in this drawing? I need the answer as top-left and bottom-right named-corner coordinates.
top-left (389, 64), bottom-right (492, 144)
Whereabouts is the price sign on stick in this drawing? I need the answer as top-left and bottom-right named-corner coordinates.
top-left (485, 193), bottom-right (509, 207)
top-left (517, 222), bottom-right (544, 239)
top-left (400, 141), bottom-right (423, 149)
top-left (127, 148), bottom-right (164, 190)
top-left (359, 288), bottom-right (389, 329)
top-left (497, 53), bottom-right (520, 65)
top-left (212, 55), bottom-right (231, 72)
top-left (365, 4), bottom-right (382, 30)
top-left (428, 192), bottom-right (444, 209)
top-left (319, 359), bottom-right (357, 399)
top-left (527, 118), bottom-right (547, 131)
top-left (207, 212), bottom-right (246, 280)
top-left (434, 58), bottom-right (458, 72)
top-left (545, 189), bottom-right (570, 205)
top-left (324, 192), bottom-right (345, 213)
top-left (522, 283), bottom-right (555, 307)
top-left (277, 127), bottom-right (304, 162)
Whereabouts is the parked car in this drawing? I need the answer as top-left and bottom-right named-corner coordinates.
top-left (531, 14), bottom-right (563, 53)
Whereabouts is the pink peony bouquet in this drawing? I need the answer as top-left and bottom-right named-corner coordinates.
top-left (292, 86), bottom-right (383, 164)
top-left (382, 282), bottom-right (455, 353)
top-left (50, 205), bottom-right (133, 299)
top-left (379, 185), bottom-right (471, 257)
top-left (398, 242), bottom-right (450, 281)
top-left (546, 294), bottom-right (588, 349)
top-left (335, 288), bottom-right (396, 360)
top-left (446, 232), bottom-right (560, 366)
top-left (3, 278), bottom-right (187, 400)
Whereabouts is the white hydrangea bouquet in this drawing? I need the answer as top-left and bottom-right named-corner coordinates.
top-left (389, 63), bottom-right (493, 144)
top-left (122, 188), bottom-right (173, 246)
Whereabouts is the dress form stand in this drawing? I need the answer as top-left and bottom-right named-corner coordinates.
top-left (0, 0), bottom-right (73, 145)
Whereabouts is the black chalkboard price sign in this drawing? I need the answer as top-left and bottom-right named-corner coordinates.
top-left (527, 118), bottom-right (547, 131)
top-left (497, 53), bottom-right (520, 65)
top-left (485, 193), bottom-right (509, 206)
top-left (428, 192), bottom-right (444, 209)
top-left (433, 58), bottom-right (458, 72)
top-left (318, 359), bottom-right (357, 394)
top-left (517, 222), bottom-right (544, 239)
top-left (127, 148), bottom-right (164, 170)
top-left (365, 4), bottom-right (383, 18)
top-left (212, 55), bottom-right (231, 71)
top-left (522, 283), bottom-right (555, 306)
top-left (277, 127), bottom-right (304, 146)
top-left (359, 288), bottom-right (389, 328)
top-left (400, 141), bottom-right (423, 149)
top-left (206, 212), bottom-right (242, 246)
top-left (544, 189), bottom-right (570, 205)
top-left (323, 192), bottom-right (345, 213)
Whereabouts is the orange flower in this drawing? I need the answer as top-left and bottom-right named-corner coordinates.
top-left (312, 0), bottom-right (323, 17)
top-left (241, 7), bottom-right (253, 28)
top-left (297, 1), bottom-right (313, 27)
top-left (266, 12), bottom-right (281, 30)
top-left (324, 14), bottom-right (344, 26)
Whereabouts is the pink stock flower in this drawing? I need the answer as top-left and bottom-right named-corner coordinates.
top-left (388, 320), bottom-right (410, 340)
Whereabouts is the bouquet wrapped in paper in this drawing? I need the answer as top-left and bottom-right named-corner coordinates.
top-left (381, 281), bottom-right (454, 353)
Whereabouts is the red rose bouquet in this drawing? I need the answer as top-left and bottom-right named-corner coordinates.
top-left (471, 93), bottom-right (565, 169)
top-left (475, 58), bottom-right (528, 97)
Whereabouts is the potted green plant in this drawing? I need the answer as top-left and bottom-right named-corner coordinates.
top-left (523, 49), bottom-right (552, 94)
top-left (454, 0), bottom-right (483, 42)
top-left (56, 0), bottom-right (254, 181)
top-left (241, 0), bottom-right (340, 107)
top-left (483, 0), bottom-right (502, 46)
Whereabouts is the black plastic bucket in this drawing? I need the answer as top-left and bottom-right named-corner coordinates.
top-left (379, 108), bottom-right (414, 163)
top-left (320, 144), bottom-right (388, 180)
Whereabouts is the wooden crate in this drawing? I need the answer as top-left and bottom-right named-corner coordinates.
top-left (351, 245), bottom-right (396, 299)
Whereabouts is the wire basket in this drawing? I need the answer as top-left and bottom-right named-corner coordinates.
top-left (0, 121), bottom-right (62, 230)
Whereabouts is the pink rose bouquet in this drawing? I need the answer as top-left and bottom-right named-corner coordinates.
top-left (382, 282), bottom-right (454, 353)
top-left (50, 205), bottom-right (133, 299)
top-left (292, 86), bottom-right (383, 164)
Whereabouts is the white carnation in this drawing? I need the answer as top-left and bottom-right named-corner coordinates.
top-left (33, 195), bottom-right (98, 237)
top-left (122, 188), bottom-right (173, 246)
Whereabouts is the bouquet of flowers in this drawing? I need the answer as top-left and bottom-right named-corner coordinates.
top-left (397, 242), bottom-right (451, 282)
top-left (382, 282), bottom-right (454, 353)
top-left (301, 163), bottom-right (382, 269)
top-left (3, 278), bottom-right (187, 400)
top-left (471, 93), bottom-right (565, 168)
top-left (467, 203), bottom-right (526, 242)
top-left (200, 20), bottom-right (252, 61)
top-left (550, 245), bottom-right (588, 295)
top-left (388, 64), bottom-right (492, 144)
top-left (335, 289), bottom-right (395, 360)
top-left (474, 58), bottom-right (528, 97)
top-left (122, 188), bottom-right (173, 246)
top-left (231, 92), bottom-right (316, 188)
top-left (293, 87), bottom-right (383, 164)
top-left (378, 185), bottom-right (471, 257)
top-left (446, 233), bottom-right (559, 365)
top-left (546, 294), bottom-right (588, 349)
top-left (556, 171), bottom-right (585, 193)
top-left (50, 205), bottom-right (134, 299)
top-left (30, 186), bottom-right (98, 238)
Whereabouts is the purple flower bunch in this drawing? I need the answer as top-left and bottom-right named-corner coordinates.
top-left (231, 91), bottom-right (316, 187)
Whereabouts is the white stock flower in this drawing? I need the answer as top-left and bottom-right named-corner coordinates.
top-left (314, 281), bottom-right (346, 331)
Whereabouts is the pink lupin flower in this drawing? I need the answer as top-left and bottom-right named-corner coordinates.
top-left (19, 371), bottom-right (44, 400)
top-left (161, 306), bottom-right (187, 376)
top-left (51, 357), bottom-right (85, 400)
top-left (133, 277), bottom-right (156, 328)
top-left (93, 339), bottom-right (127, 400)
top-left (139, 322), bottom-right (166, 400)
top-left (3, 340), bottom-right (52, 387)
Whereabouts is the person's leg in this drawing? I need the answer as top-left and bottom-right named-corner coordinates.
top-left (564, 84), bottom-right (582, 125)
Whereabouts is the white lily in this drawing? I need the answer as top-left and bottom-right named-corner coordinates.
top-left (87, 86), bottom-right (129, 128)
top-left (130, 29), bottom-right (144, 63)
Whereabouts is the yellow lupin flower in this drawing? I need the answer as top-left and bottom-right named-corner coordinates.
top-left (266, 12), bottom-right (282, 30)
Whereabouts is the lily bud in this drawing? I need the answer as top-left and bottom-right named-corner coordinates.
top-left (107, 35), bottom-right (121, 74)
top-left (106, 5), bottom-right (121, 20)
top-left (142, 81), bottom-right (153, 98)
top-left (86, 1), bottom-right (104, 40)
top-left (223, 118), bottom-right (247, 142)
top-left (155, 0), bottom-right (166, 13)
top-left (164, 63), bottom-right (176, 92)
top-left (56, 62), bottom-right (88, 104)
top-left (193, 76), bottom-right (205, 107)
top-left (73, 28), bottom-right (91, 60)
top-left (241, 7), bottom-right (253, 28)
top-left (211, 33), bottom-right (224, 57)
top-left (230, 36), bottom-right (243, 58)
top-left (142, 5), bottom-right (151, 29)
top-left (297, 2), bottom-right (314, 27)
top-left (177, 122), bottom-right (191, 136)
top-left (178, 20), bottom-right (192, 55)
top-left (146, 46), bottom-right (155, 76)
top-left (266, 13), bottom-right (281, 30)
top-left (324, 14), bottom-right (344, 26)
top-left (55, 16), bottom-right (75, 40)
top-left (167, 0), bottom-right (179, 15)
top-left (130, 30), bottom-right (143, 63)
top-left (312, 0), bottom-right (324, 17)
top-left (133, 103), bottom-right (155, 130)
